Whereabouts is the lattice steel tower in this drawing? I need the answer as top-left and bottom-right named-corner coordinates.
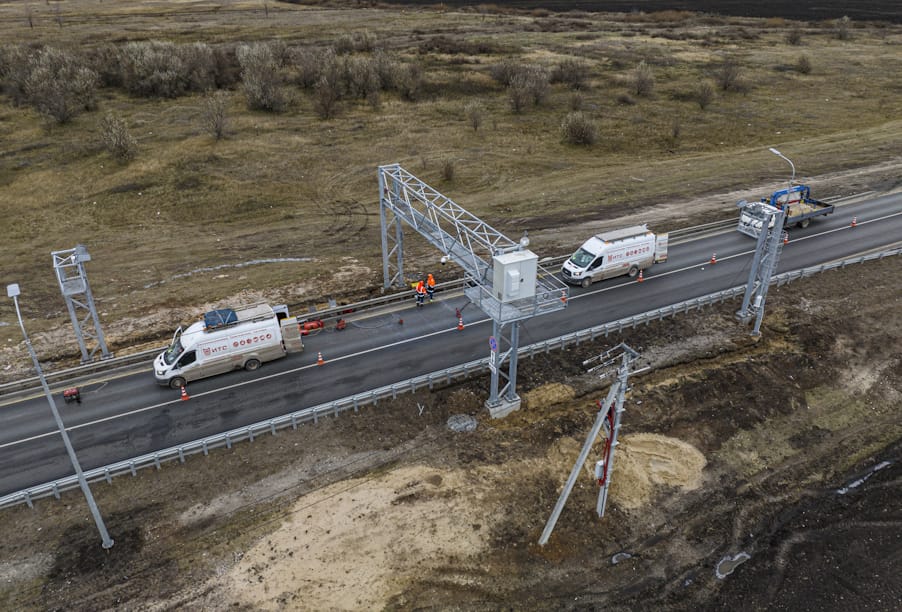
top-left (52, 245), bottom-right (112, 363)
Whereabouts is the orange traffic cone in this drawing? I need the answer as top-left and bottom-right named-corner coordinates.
top-left (457, 317), bottom-right (464, 331)
top-left (637, 269), bottom-right (644, 283)
top-left (710, 252), bottom-right (717, 265)
top-left (317, 351), bottom-right (324, 366)
top-left (180, 385), bottom-right (190, 401)
top-left (851, 216), bottom-right (857, 228)
top-left (783, 232), bottom-right (789, 245)
top-left (560, 290), bottom-right (567, 304)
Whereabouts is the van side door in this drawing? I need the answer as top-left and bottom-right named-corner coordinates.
top-left (174, 350), bottom-right (199, 381)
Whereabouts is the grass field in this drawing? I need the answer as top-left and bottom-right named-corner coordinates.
top-left (1, 0), bottom-right (900, 360)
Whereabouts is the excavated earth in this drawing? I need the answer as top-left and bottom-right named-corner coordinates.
top-left (0, 245), bottom-right (899, 611)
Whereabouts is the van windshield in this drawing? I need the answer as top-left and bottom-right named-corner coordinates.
top-left (163, 336), bottom-right (184, 366)
top-left (569, 248), bottom-right (595, 268)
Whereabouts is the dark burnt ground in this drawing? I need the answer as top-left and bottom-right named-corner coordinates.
top-left (379, 0), bottom-right (902, 24)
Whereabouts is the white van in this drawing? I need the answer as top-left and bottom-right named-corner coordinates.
top-left (561, 225), bottom-right (669, 288)
top-left (154, 303), bottom-right (303, 389)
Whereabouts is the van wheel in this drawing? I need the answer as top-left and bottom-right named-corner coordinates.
top-left (798, 218), bottom-right (810, 228)
top-left (628, 266), bottom-right (639, 278)
top-left (169, 377), bottom-right (186, 390)
top-left (581, 278), bottom-right (591, 288)
top-left (244, 358), bottom-right (261, 371)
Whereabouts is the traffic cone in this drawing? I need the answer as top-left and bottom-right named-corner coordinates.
top-left (783, 232), bottom-right (789, 245)
top-left (710, 252), bottom-right (717, 265)
top-left (180, 385), bottom-right (189, 401)
top-left (851, 216), bottom-right (857, 228)
top-left (317, 351), bottom-right (324, 366)
top-left (457, 317), bottom-right (464, 331)
top-left (637, 269), bottom-right (644, 283)
top-left (560, 290), bottom-right (567, 304)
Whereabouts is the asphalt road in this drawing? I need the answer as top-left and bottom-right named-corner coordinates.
top-left (1, 193), bottom-right (900, 495)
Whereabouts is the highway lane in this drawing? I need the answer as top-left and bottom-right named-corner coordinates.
top-left (2, 193), bottom-right (900, 494)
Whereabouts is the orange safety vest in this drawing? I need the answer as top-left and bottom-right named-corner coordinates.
top-left (416, 281), bottom-right (426, 296)
top-left (427, 275), bottom-right (435, 288)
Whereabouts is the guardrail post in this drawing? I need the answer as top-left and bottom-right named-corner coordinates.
top-left (270, 422), bottom-right (277, 436)
top-left (428, 374), bottom-right (434, 391)
top-left (333, 401), bottom-right (340, 417)
top-left (154, 455), bottom-right (161, 470)
top-left (52, 483), bottom-right (60, 500)
top-left (24, 491), bottom-right (33, 509)
top-left (353, 397), bottom-right (359, 412)
top-left (248, 428), bottom-right (255, 442)
top-left (130, 462), bottom-right (137, 476)
top-left (178, 448), bottom-right (185, 463)
top-left (202, 441), bottom-right (209, 456)
top-left (226, 435), bottom-right (232, 449)
top-left (291, 414), bottom-right (298, 430)
top-left (104, 468), bottom-right (112, 484)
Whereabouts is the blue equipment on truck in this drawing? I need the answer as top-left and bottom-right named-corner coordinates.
top-left (737, 184), bottom-right (834, 238)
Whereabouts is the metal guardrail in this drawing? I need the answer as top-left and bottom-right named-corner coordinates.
top-left (2, 247), bottom-right (898, 510)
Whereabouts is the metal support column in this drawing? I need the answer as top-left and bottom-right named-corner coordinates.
top-left (51, 245), bottom-right (111, 363)
top-left (485, 320), bottom-right (521, 418)
top-left (736, 208), bottom-right (786, 335)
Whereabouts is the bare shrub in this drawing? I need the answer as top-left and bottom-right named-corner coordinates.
top-left (120, 41), bottom-right (186, 98)
top-left (507, 65), bottom-right (549, 112)
top-left (569, 92), bottom-right (584, 111)
top-left (560, 112), bottom-right (597, 146)
top-left (180, 43), bottom-right (216, 92)
top-left (290, 46), bottom-right (327, 89)
top-left (785, 27), bottom-right (803, 46)
top-left (664, 118), bottom-right (681, 149)
top-left (0, 45), bottom-right (33, 106)
top-left (202, 90), bottom-right (229, 140)
top-left (464, 100), bottom-right (484, 131)
top-left (343, 56), bottom-right (380, 100)
top-left (394, 62), bottom-right (423, 102)
top-left (441, 158), bottom-right (455, 182)
top-left (24, 47), bottom-right (99, 123)
top-left (714, 57), bottom-right (741, 91)
top-left (313, 60), bottom-right (342, 119)
top-left (796, 54), bottom-right (812, 74)
top-left (633, 60), bottom-right (655, 97)
top-left (697, 80), bottom-right (715, 109)
top-left (508, 73), bottom-right (532, 113)
top-left (87, 44), bottom-right (123, 87)
top-left (237, 42), bottom-right (286, 112)
top-left (551, 58), bottom-right (589, 89)
top-left (616, 92), bottom-right (636, 105)
top-left (489, 59), bottom-right (524, 87)
top-left (836, 16), bottom-right (852, 40)
top-left (333, 31), bottom-right (377, 55)
top-left (99, 112), bottom-right (137, 162)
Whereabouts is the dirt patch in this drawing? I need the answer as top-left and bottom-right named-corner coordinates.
top-left (611, 433), bottom-right (707, 510)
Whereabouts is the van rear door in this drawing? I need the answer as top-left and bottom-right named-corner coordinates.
top-left (654, 233), bottom-right (669, 263)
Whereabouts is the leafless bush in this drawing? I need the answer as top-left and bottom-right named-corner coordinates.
top-left (441, 158), bottom-right (455, 182)
top-left (836, 16), bottom-right (852, 40)
top-left (342, 56), bottom-right (380, 100)
top-left (508, 73), bottom-right (532, 113)
top-left (697, 80), bottom-right (715, 109)
top-left (313, 60), bottom-right (341, 119)
top-left (180, 42), bottom-right (216, 92)
top-left (99, 112), bottom-right (137, 162)
top-left (616, 92), bottom-right (636, 105)
top-left (507, 66), bottom-right (549, 112)
top-left (24, 47), bottom-right (99, 123)
top-left (464, 100), bottom-right (484, 131)
top-left (569, 92), bottom-right (584, 111)
top-left (560, 112), bottom-right (597, 145)
top-left (237, 42), bottom-right (286, 112)
top-left (289, 46), bottom-right (327, 89)
top-left (664, 118), bottom-right (681, 149)
top-left (551, 58), bottom-right (589, 89)
top-left (86, 44), bottom-right (123, 87)
top-left (333, 30), bottom-right (378, 55)
top-left (796, 54), bottom-right (812, 74)
top-left (714, 57), bottom-right (741, 91)
top-left (490, 59), bottom-right (524, 87)
top-left (633, 60), bottom-right (655, 97)
top-left (785, 27), bottom-right (803, 46)
top-left (0, 45), bottom-right (32, 106)
top-left (120, 41), bottom-right (186, 98)
top-left (202, 90), bottom-right (229, 140)
top-left (394, 62), bottom-right (423, 102)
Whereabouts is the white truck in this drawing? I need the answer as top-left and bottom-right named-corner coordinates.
top-left (561, 224), bottom-right (669, 288)
top-left (154, 303), bottom-right (303, 389)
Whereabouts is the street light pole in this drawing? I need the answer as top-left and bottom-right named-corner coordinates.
top-left (768, 147), bottom-right (795, 195)
top-left (7, 283), bottom-right (114, 550)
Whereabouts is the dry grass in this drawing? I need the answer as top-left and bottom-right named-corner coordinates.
top-left (1, 0), bottom-right (901, 355)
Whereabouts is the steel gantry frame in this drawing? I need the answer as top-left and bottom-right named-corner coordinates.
top-left (736, 206), bottom-right (786, 335)
top-left (51, 245), bottom-right (112, 363)
top-left (378, 164), bottom-right (568, 417)
top-left (539, 343), bottom-right (640, 546)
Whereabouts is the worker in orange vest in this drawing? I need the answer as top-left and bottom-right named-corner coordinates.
top-left (426, 273), bottom-right (436, 302)
top-left (415, 279), bottom-right (427, 307)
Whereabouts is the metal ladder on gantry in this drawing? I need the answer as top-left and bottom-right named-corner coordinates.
top-left (378, 164), bottom-right (569, 417)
